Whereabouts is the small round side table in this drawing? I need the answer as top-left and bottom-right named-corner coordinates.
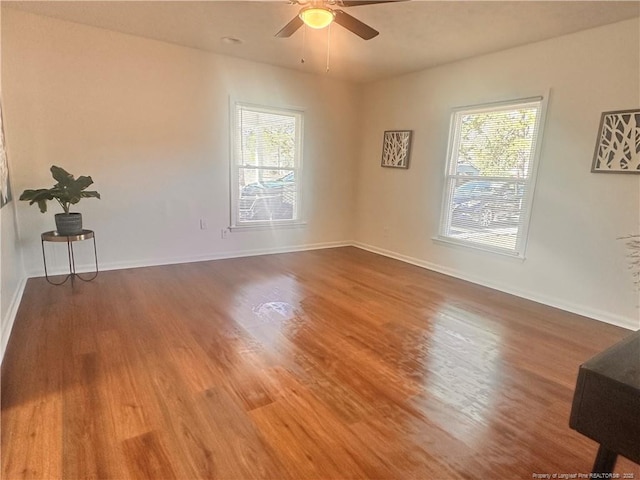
top-left (41, 229), bottom-right (99, 285)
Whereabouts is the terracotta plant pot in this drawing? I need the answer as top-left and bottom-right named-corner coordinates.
top-left (55, 212), bottom-right (83, 236)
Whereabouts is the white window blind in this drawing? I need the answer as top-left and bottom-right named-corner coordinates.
top-left (438, 97), bottom-right (545, 257)
top-left (231, 103), bottom-right (303, 227)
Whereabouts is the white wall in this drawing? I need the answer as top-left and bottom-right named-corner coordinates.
top-left (2, 9), bottom-right (359, 276)
top-left (0, 197), bottom-right (25, 361)
top-left (2, 8), bottom-right (639, 334)
top-left (0, 6), bottom-right (27, 361)
top-left (355, 18), bottom-right (640, 329)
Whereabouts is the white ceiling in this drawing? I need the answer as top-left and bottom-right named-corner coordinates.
top-left (4, 1), bottom-right (640, 83)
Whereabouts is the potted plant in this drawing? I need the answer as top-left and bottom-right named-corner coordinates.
top-left (19, 165), bottom-right (100, 235)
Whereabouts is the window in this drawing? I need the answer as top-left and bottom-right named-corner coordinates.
top-left (231, 102), bottom-right (303, 227)
top-left (438, 97), bottom-right (546, 257)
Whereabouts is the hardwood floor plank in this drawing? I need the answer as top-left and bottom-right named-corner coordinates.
top-left (196, 386), bottom-right (291, 479)
top-left (61, 353), bottom-right (125, 479)
top-left (251, 366), bottom-right (397, 479)
top-left (1, 280), bottom-right (65, 479)
top-left (1, 395), bottom-right (62, 480)
top-left (2, 247), bottom-right (637, 479)
top-left (140, 348), bottom-right (220, 479)
top-left (348, 414), bottom-right (468, 479)
top-left (95, 329), bottom-right (158, 442)
top-left (122, 431), bottom-right (177, 480)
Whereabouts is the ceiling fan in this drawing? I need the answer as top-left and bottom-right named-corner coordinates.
top-left (276, 0), bottom-right (407, 41)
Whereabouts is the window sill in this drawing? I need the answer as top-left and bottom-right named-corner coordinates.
top-left (229, 221), bottom-right (307, 232)
top-left (432, 236), bottom-right (526, 262)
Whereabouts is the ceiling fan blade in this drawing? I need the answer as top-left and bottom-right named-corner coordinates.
top-left (338, 0), bottom-right (407, 7)
top-left (275, 16), bottom-right (304, 37)
top-left (334, 10), bottom-right (379, 40)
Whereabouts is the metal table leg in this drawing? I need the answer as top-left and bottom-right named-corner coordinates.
top-left (42, 237), bottom-right (71, 285)
top-left (74, 235), bottom-right (99, 282)
top-left (41, 230), bottom-right (99, 285)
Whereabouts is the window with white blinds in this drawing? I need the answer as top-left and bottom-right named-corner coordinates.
top-left (231, 102), bottom-right (303, 227)
top-left (438, 97), bottom-right (545, 257)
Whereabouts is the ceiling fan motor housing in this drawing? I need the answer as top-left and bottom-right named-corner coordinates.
top-left (298, 6), bottom-right (336, 29)
top-left (277, 0), bottom-right (403, 39)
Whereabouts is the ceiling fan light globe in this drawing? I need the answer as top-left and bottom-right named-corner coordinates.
top-left (299, 7), bottom-right (335, 29)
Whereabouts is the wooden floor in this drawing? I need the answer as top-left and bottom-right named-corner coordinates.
top-left (2, 247), bottom-right (638, 479)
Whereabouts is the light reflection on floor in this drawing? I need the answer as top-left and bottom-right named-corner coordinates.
top-left (228, 274), bottom-right (306, 364)
top-left (419, 307), bottom-right (503, 439)
top-left (253, 301), bottom-right (296, 320)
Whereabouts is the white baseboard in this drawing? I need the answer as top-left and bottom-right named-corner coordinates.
top-left (353, 241), bottom-right (639, 331)
top-left (1, 275), bottom-right (28, 365)
top-left (26, 240), bottom-right (353, 277)
top-left (18, 238), bottom-right (637, 356)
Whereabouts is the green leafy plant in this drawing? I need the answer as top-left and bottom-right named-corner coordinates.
top-left (19, 165), bottom-right (100, 214)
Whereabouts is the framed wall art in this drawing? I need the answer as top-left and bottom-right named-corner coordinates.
top-left (0, 102), bottom-right (11, 208)
top-left (591, 108), bottom-right (640, 173)
top-left (381, 130), bottom-right (412, 169)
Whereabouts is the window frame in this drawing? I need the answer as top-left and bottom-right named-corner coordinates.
top-left (229, 100), bottom-right (305, 229)
top-left (436, 95), bottom-right (548, 258)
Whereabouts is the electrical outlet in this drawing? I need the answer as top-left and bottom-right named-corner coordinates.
top-left (221, 228), bottom-right (228, 239)
top-left (200, 219), bottom-right (208, 230)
